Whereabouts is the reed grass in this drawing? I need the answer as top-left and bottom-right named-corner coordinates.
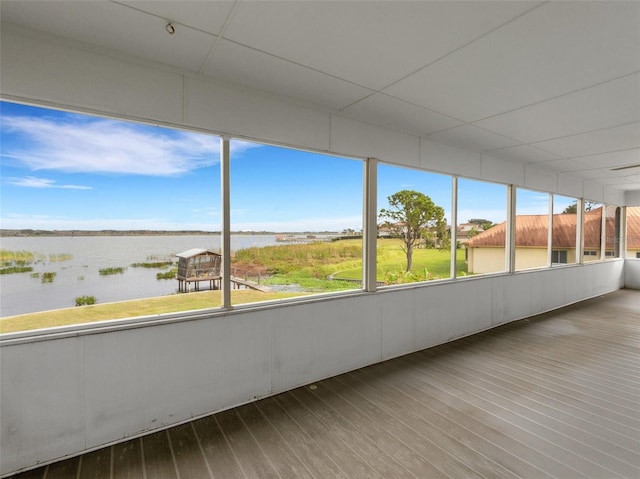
top-left (99, 267), bottom-right (125, 275)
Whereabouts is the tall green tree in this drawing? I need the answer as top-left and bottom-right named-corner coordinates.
top-left (379, 190), bottom-right (445, 271)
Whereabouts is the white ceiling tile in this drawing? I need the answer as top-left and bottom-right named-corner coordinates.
top-left (0, 1), bottom-right (216, 71)
top-left (533, 122), bottom-right (640, 158)
top-left (571, 148), bottom-right (640, 170)
top-left (120, 1), bottom-right (235, 36)
top-left (223, 1), bottom-right (541, 90)
top-left (340, 94), bottom-right (462, 136)
top-left (427, 125), bottom-right (521, 152)
top-left (537, 158), bottom-right (591, 172)
top-left (203, 40), bottom-right (373, 110)
top-left (385, 1), bottom-right (640, 121)
top-left (598, 176), bottom-right (639, 186)
top-left (475, 74), bottom-right (640, 144)
top-left (487, 145), bottom-right (560, 164)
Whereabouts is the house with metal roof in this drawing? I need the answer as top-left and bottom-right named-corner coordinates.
top-left (467, 206), bottom-right (639, 273)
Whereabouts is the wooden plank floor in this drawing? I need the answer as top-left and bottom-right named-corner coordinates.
top-left (10, 289), bottom-right (640, 479)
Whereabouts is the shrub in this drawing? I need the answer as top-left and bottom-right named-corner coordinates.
top-left (41, 271), bottom-right (57, 283)
top-left (157, 269), bottom-right (177, 280)
top-left (75, 295), bottom-right (97, 306)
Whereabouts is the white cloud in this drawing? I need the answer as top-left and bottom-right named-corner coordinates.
top-left (4, 176), bottom-right (93, 190)
top-left (2, 115), bottom-right (260, 176)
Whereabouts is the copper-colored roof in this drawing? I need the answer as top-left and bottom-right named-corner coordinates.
top-left (468, 206), bottom-right (640, 249)
top-left (628, 206), bottom-right (640, 249)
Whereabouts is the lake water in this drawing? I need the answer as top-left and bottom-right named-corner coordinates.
top-left (0, 235), bottom-right (281, 317)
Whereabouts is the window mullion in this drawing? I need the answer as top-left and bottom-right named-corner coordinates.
top-left (548, 193), bottom-right (553, 267)
top-left (363, 158), bottom-right (378, 292)
top-left (451, 176), bottom-right (458, 279)
top-left (506, 185), bottom-right (516, 273)
top-left (220, 136), bottom-right (231, 309)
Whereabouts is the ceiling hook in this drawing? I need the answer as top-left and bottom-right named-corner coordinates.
top-left (165, 22), bottom-right (175, 35)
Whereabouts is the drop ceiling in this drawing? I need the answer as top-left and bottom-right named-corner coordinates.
top-left (1, 0), bottom-right (639, 191)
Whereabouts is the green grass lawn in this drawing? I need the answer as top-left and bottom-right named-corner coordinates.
top-left (0, 290), bottom-right (309, 334)
top-left (332, 238), bottom-right (467, 281)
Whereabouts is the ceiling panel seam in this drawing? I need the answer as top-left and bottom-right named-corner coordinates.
top-left (470, 70), bottom-right (640, 124)
top-left (198, 0), bottom-right (240, 75)
top-left (528, 120), bottom-right (640, 146)
top-left (373, 2), bottom-right (547, 96)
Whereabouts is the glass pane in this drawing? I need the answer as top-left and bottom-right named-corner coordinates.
top-left (605, 205), bottom-right (621, 258)
top-left (0, 101), bottom-right (221, 333)
top-left (552, 195), bottom-right (578, 265)
top-left (458, 178), bottom-right (507, 275)
top-left (377, 164), bottom-right (452, 285)
top-left (229, 140), bottom-right (363, 305)
top-left (584, 202), bottom-right (603, 262)
top-left (515, 188), bottom-right (549, 270)
top-left (627, 207), bottom-right (640, 258)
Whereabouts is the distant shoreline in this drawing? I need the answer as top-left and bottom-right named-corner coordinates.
top-left (0, 229), bottom-right (339, 237)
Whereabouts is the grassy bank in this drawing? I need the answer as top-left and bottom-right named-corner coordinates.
top-left (0, 290), bottom-right (308, 334)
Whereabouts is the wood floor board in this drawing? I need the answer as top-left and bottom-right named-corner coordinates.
top-left (405, 354), bottom-right (640, 477)
top-left (112, 439), bottom-right (144, 479)
top-left (191, 414), bottom-right (246, 479)
top-left (140, 430), bottom-right (178, 479)
top-left (167, 423), bottom-right (212, 479)
top-left (255, 396), bottom-right (350, 479)
top-left (428, 347), bottom-right (640, 453)
top-left (294, 383), bottom-right (439, 479)
top-left (323, 375), bottom-right (514, 479)
top-left (370, 359), bottom-right (592, 479)
top-left (77, 448), bottom-right (112, 479)
top-left (43, 457), bottom-right (80, 479)
top-left (349, 365), bottom-right (569, 479)
top-left (214, 408), bottom-right (279, 479)
top-left (394, 354), bottom-right (634, 479)
top-left (234, 402), bottom-right (315, 479)
top-left (273, 392), bottom-right (385, 479)
top-left (447, 338), bottom-right (640, 408)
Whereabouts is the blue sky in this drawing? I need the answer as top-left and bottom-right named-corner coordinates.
top-left (0, 101), bottom-right (572, 231)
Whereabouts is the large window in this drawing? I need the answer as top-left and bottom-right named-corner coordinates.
top-left (552, 195), bottom-right (578, 265)
top-left (458, 178), bottom-right (507, 275)
top-left (584, 202), bottom-right (604, 262)
top-left (229, 140), bottom-right (363, 305)
top-left (0, 102), bottom-right (222, 331)
top-left (2, 101), bottom-right (634, 336)
top-left (627, 207), bottom-right (640, 258)
top-left (514, 188), bottom-right (549, 270)
top-left (605, 205), bottom-right (621, 259)
top-left (377, 164), bottom-right (455, 285)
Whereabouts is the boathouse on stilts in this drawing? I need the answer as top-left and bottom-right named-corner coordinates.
top-left (176, 248), bottom-right (221, 292)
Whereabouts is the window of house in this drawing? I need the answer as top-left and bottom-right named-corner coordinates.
top-left (0, 101), bottom-right (223, 332)
top-left (552, 195), bottom-right (578, 265)
top-left (458, 178), bottom-right (507, 275)
top-left (514, 188), bottom-right (550, 270)
top-left (377, 164), bottom-right (454, 285)
top-left (551, 250), bottom-right (568, 264)
top-left (229, 140), bottom-right (363, 305)
top-left (584, 202), bottom-right (604, 262)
